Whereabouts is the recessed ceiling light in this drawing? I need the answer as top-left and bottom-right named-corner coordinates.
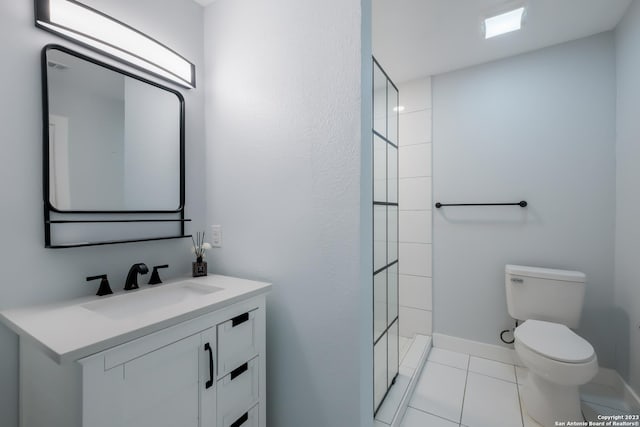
top-left (393, 106), bottom-right (405, 113)
top-left (484, 7), bottom-right (525, 39)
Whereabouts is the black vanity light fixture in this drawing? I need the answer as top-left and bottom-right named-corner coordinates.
top-left (34, 0), bottom-right (196, 89)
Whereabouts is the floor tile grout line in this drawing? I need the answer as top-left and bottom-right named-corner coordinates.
top-left (466, 368), bottom-right (517, 384)
top-left (429, 348), bottom-right (519, 367)
top-left (425, 358), bottom-right (469, 372)
top-left (405, 405), bottom-right (462, 425)
top-left (515, 366), bottom-right (525, 385)
top-left (437, 352), bottom-right (518, 383)
top-left (469, 353), bottom-right (521, 366)
top-left (515, 366), bottom-right (526, 427)
top-left (398, 303), bottom-right (432, 311)
top-left (458, 354), bottom-right (472, 424)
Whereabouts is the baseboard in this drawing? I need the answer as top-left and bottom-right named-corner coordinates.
top-left (622, 376), bottom-right (640, 411)
top-left (433, 333), bottom-right (519, 365)
top-left (593, 367), bottom-right (640, 411)
top-left (590, 366), bottom-right (620, 387)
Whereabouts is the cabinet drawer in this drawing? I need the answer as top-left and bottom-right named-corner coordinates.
top-left (217, 309), bottom-right (258, 378)
top-left (217, 357), bottom-right (259, 427)
top-left (224, 403), bottom-right (259, 427)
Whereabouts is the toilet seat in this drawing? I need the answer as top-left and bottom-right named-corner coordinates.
top-left (514, 319), bottom-right (595, 363)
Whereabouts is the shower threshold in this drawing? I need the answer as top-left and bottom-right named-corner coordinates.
top-left (374, 334), bottom-right (431, 427)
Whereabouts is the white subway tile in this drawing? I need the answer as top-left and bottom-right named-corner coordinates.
top-left (399, 243), bottom-right (432, 277)
top-left (399, 306), bottom-right (432, 337)
top-left (399, 78), bottom-right (432, 113)
top-left (399, 143), bottom-right (431, 178)
top-left (399, 177), bottom-right (432, 210)
top-left (399, 275), bottom-right (432, 311)
top-left (399, 210), bottom-right (431, 244)
top-left (400, 110), bottom-right (431, 145)
top-left (425, 310), bottom-right (433, 335)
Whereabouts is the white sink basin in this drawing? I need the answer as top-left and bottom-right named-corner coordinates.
top-left (82, 281), bottom-right (223, 320)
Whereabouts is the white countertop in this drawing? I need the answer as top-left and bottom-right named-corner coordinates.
top-left (0, 275), bottom-right (271, 364)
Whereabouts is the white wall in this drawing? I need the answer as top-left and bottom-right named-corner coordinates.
top-left (203, 0), bottom-right (370, 426)
top-left (432, 33), bottom-right (617, 367)
top-left (615, 0), bottom-right (640, 393)
top-left (0, 1), bottom-right (205, 425)
top-left (397, 78), bottom-right (433, 338)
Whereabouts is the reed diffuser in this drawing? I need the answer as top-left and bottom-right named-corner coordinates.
top-left (191, 232), bottom-right (211, 277)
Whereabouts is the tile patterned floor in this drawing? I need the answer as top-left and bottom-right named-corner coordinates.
top-left (399, 348), bottom-right (637, 427)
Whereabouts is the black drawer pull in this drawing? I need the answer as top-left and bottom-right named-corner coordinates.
top-left (230, 412), bottom-right (248, 427)
top-left (231, 312), bottom-right (250, 327)
top-left (204, 343), bottom-right (214, 389)
top-left (230, 362), bottom-right (249, 381)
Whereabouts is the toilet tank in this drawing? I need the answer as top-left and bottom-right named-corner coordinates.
top-left (505, 265), bottom-right (586, 329)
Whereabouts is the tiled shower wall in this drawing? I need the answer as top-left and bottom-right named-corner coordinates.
top-left (398, 77), bottom-right (433, 338)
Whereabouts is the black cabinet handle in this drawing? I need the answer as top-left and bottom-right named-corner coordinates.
top-left (230, 412), bottom-right (248, 427)
top-left (230, 362), bottom-right (248, 381)
top-left (231, 312), bottom-right (250, 327)
top-left (204, 343), bottom-right (213, 389)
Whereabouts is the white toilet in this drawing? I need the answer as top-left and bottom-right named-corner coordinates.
top-left (505, 265), bottom-right (598, 427)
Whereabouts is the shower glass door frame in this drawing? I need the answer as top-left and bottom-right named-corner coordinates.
top-left (372, 56), bottom-right (399, 414)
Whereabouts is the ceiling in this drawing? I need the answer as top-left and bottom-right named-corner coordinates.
top-left (373, 0), bottom-right (632, 83)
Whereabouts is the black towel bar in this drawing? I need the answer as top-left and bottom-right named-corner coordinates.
top-left (435, 201), bottom-right (527, 208)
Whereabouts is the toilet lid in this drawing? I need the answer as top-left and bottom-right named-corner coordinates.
top-left (514, 320), bottom-right (594, 363)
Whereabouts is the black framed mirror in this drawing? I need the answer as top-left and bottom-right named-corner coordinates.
top-left (42, 44), bottom-right (190, 248)
top-left (43, 44), bottom-right (185, 213)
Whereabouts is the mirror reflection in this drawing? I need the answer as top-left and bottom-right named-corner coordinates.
top-left (45, 47), bottom-right (183, 212)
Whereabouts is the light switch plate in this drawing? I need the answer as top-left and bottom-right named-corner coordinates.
top-left (210, 225), bottom-right (222, 247)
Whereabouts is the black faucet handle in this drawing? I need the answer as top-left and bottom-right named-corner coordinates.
top-left (86, 274), bottom-right (113, 296)
top-left (148, 265), bottom-right (169, 285)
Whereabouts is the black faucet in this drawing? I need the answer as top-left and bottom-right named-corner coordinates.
top-left (124, 263), bottom-right (148, 290)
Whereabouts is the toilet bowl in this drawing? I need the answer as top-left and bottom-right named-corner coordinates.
top-left (514, 319), bottom-right (598, 427)
top-left (505, 265), bottom-right (598, 427)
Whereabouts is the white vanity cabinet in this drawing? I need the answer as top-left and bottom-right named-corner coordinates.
top-left (82, 330), bottom-right (214, 427)
top-left (1, 275), bottom-right (269, 427)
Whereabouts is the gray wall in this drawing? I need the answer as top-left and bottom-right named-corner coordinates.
top-left (203, 0), bottom-right (372, 425)
top-left (0, 1), bottom-right (205, 425)
top-left (615, 0), bottom-right (640, 393)
top-left (432, 33), bottom-right (617, 367)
